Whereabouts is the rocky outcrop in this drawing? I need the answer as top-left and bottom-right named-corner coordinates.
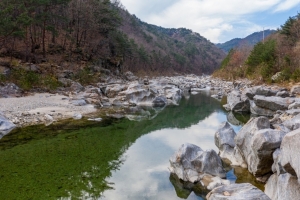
top-left (0, 83), bottom-right (23, 98)
top-left (279, 128), bottom-right (300, 179)
top-left (253, 95), bottom-right (294, 111)
top-left (282, 113), bottom-right (300, 131)
top-left (169, 143), bottom-right (228, 190)
top-left (0, 114), bottom-right (16, 139)
top-left (258, 115), bottom-right (300, 200)
top-left (227, 90), bottom-right (250, 112)
top-left (124, 71), bottom-right (138, 81)
top-left (291, 85), bottom-right (300, 95)
top-left (214, 122), bottom-right (236, 162)
top-left (152, 96), bottom-right (167, 107)
top-left (234, 117), bottom-right (284, 177)
top-left (105, 84), bottom-right (127, 98)
top-left (288, 101), bottom-right (300, 110)
top-left (265, 173), bottom-right (300, 200)
top-left (206, 183), bottom-right (271, 200)
top-left (250, 100), bottom-right (275, 116)
top-left (250, 128), bottom-right (287, 176)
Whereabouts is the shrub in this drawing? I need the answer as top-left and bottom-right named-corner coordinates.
top-left (72, 67), bottom-right (98, 85)
top-left (9, 68), bottom-right (40, 90)
top-left (246, 39), bottom-right (276, 76)
top-left (291, 68), bottom-right (300, 82)
top-left (42, 75), bottom-right (63, 90)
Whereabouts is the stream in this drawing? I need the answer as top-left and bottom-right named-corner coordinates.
top-left (0, 90), bottom-right (263, 200)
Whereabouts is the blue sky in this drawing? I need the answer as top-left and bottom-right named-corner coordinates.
top-left (120, 0), bottom-right (300, 43)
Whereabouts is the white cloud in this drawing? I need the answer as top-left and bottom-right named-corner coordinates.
top-left (274, 0), bottom-right (300, 12)
top-left (121, 0), bottom-right (300, 43)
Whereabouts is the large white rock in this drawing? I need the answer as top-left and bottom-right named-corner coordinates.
top-left (169, 143), bottom-right (226, 183)
top-left (235, 117), bottom-right (280, 177)
top-left (253, 95), bottom-right (295, 111)
top-left (282, 113), bottom-right (300, 131)
top-left (250, 100), bottom-right (275, 116)
top-left (227, 90), bottom-right (250, 112)
top-left (250, 128), bottom-right (287, 176)
top-left (280, 128), bottom-right (300, 179)
top-left (265, 173), bottom-right (300, 200)
top-left (214, 122), bottom-right (236, 161)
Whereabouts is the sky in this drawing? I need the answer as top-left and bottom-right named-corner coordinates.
top-left (120, 0), bottom-right (300, 43)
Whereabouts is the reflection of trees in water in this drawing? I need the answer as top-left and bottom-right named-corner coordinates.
top-left (0, 92), bottom-right (224, 199)
top-left (135, 92), bottom-right (225, 131)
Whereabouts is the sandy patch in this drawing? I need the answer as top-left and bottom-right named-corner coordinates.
top-left (0, 93), bottom-right (97, 126)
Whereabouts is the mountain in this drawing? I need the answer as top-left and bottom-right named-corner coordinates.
top-left (216, 30), bottom-right (276, 53)
top-left (116, 12), bottom-right (226, 74)
top-left (0, 1), bottom-right (226, 76)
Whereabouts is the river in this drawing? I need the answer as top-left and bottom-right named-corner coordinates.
top-left (0, 90), bottom-right (262, 200)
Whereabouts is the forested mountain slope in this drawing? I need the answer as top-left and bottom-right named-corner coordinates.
top-left (213, 14), bottom-right (300, 83)
top-left (0, 0), bottom-right (225, 75)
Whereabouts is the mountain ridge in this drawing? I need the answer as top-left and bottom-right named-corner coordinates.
top-left (216, 29), bottom-right (276, 53)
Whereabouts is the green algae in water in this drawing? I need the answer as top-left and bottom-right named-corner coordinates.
top-left (0, 118), bottom-right (138, 199)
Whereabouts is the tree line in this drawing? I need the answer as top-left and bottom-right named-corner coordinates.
top-left (0, 0), bottom-right (122, 62)
top-left (0, 0), bottom-right (225, 78)
top-left (213, 13), bottom-right (300, 83)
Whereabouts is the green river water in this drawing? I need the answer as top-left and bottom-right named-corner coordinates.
top-left (0, 91), bottom-right (263, 200)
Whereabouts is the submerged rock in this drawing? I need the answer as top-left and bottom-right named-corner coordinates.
top-left (152, 96), bottom-right (167, 107)
top-left (206, 183), bottom-right (271, 200)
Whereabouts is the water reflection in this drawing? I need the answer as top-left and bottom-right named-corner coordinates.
top-left (0, 91), bottom-right (257, 200)
top-left (227, 111), bottom-right (250, 126)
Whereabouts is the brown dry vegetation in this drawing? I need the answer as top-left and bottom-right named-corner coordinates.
top-left (213, 14), bottom-right (300, 84)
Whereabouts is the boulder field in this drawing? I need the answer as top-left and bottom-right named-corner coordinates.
top-left (169, 80), bottom-right (300, 200)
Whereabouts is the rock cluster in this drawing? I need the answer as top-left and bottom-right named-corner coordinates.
top-left (169, 143), bottom-right (230, 191)
top-left (214, 107), bottom-right (300, 200)
top-left (170, 82), bottom-right (300, 200)
top-left (224, 85), bottom-right (297, 116)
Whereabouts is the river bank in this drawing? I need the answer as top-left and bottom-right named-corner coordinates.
top-left (0, 73), bottom-right (237, 129)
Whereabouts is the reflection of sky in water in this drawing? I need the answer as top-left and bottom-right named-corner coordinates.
top-left (101, 112), bottom-right (242, 200)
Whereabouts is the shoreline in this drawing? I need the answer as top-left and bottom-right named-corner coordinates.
top-left (0, 74), bottom-right (236, 128)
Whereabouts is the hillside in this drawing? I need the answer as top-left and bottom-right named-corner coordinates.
top-left (216, 30), bottom-right (275, 53)
top-left (0, 0), bottom-right (225, 78)
top-left (117, 12), bottom-right (226, 74)
top-left (213, 14), bottom-right (300, 83)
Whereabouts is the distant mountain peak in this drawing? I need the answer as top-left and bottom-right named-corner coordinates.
top-left (216, 30), bottom-right (276, 53)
